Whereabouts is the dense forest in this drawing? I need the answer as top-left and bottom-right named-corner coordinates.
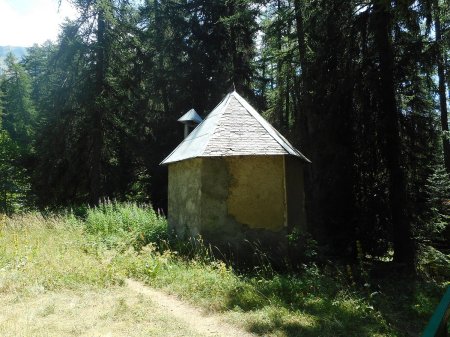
top-left (0, 0), bottom-right (449, 270)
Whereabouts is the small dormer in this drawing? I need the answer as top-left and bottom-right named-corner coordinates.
top-left (178, 109), bottom-right (203, 138)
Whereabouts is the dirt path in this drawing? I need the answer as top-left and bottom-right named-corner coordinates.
top-left (0, 281), bottom-right (256, 337)
top-left (126, 279), bottom-right (256, 337)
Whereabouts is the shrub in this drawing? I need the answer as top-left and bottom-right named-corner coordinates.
top-left (84, 200), bottom-right (167, 250)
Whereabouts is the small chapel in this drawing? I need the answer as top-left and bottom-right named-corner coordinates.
top-left (161, 91), bottom-right (310, 256)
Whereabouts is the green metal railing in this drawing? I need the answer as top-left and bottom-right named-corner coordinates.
top-left (421, 286), bottom-right (450, 337)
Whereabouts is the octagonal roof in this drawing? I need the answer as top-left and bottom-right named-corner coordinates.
top-left (161, 91), bottom-right (310, 165)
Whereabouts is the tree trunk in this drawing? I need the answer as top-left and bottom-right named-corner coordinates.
top-left (154, 0), bottom-right (169, 114)
top-left (90, 6), bottom-right (106, 205)
top-left (293, 0), bottom-right (310, 152)
top-left (276, 0), bottom-right (285, 131)
top-left (434, 0), bottom-right (450, 172)
top-left (293, 0), bottom-right (313, 238)
top-left (372, 1), bottom-right (415, 267)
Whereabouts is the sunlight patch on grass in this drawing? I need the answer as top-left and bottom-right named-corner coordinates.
top-left (0, 287), bottom-right (203, 337)
top-left (0, 214), bottom-right (124, 294)
top-left (226, 307), bottom-right (318, 337)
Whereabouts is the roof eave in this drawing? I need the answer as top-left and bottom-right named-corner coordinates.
top-left (162, 152), bottom-right (311, 166)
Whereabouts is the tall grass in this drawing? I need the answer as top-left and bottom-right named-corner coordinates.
top-left (0, 213), bottom-right (124, 293)
top-left (83, 200), bottom-right (167, 250)
top-left (1, 205), bottom-right (445, 337)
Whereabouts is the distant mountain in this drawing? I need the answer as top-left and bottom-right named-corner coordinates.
top-left (0, 46), bottom-right (27, 59)
top-left (0, 46), bottom-right (27, 72)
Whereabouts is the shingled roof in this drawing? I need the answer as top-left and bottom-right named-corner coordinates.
top-left (161, 91), bottom-right (310, 165)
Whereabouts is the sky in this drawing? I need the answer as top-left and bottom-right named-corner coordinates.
top-left (0, 0), bottom-right (78, 47)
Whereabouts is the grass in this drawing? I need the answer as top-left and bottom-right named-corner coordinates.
top-left (0, 213), bottom-right (124, 293)
top-left (0, 287), bottom-right (204, 337)
top-left (0, 203), bottom-right (448, 337)
top-left (83, 200), bottom-right (168, 250)
top-left (123, 248), bottom-right (396, 337)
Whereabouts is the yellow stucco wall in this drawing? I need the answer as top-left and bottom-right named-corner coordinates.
top-left (167, 158), bottom-right (202, 236)
top-left (226, 156), bottom-right (286, 231)
top-left (167, 155), bottom-right (305, 252)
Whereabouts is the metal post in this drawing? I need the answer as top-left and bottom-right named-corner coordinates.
top-left (421, 286), bottom-right (450, 337)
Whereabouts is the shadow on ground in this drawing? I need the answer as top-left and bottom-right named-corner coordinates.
top-left (221, 274), bottom-right (395, 337)
top-left (222, 265), bottom-right (443, 337)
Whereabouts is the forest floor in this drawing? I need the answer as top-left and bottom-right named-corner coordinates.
top-left (0, 211), bottom-right (448, 337)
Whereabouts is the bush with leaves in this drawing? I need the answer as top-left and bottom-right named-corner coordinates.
top-left (83, 200), bottom-right (168, 250)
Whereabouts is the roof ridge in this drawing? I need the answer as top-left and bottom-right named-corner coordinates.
top-left (199, 93), bottom-right (233, 157)
top-left (231, 92), bottom-right (311, 163)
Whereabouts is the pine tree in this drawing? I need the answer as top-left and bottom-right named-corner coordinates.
top-left (422, 164), bottom-right (450, 242)
top-left (0, 57), bottom-right (33, 213)
top-left (433, 0), bottom-right (450, 173)
top-left (0, 53), bottom-right (36, 152)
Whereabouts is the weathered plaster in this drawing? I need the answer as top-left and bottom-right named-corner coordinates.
top-left (200, 158), bottom-right (236, 233)
top-left (226, 156), bottom-right (286, 231)
top-left (199, 158), bottom-right (244, 251)
top-left (167, 158), bottom-right (202, 237)
top-left (167, 155), bottom-right (305, 260)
